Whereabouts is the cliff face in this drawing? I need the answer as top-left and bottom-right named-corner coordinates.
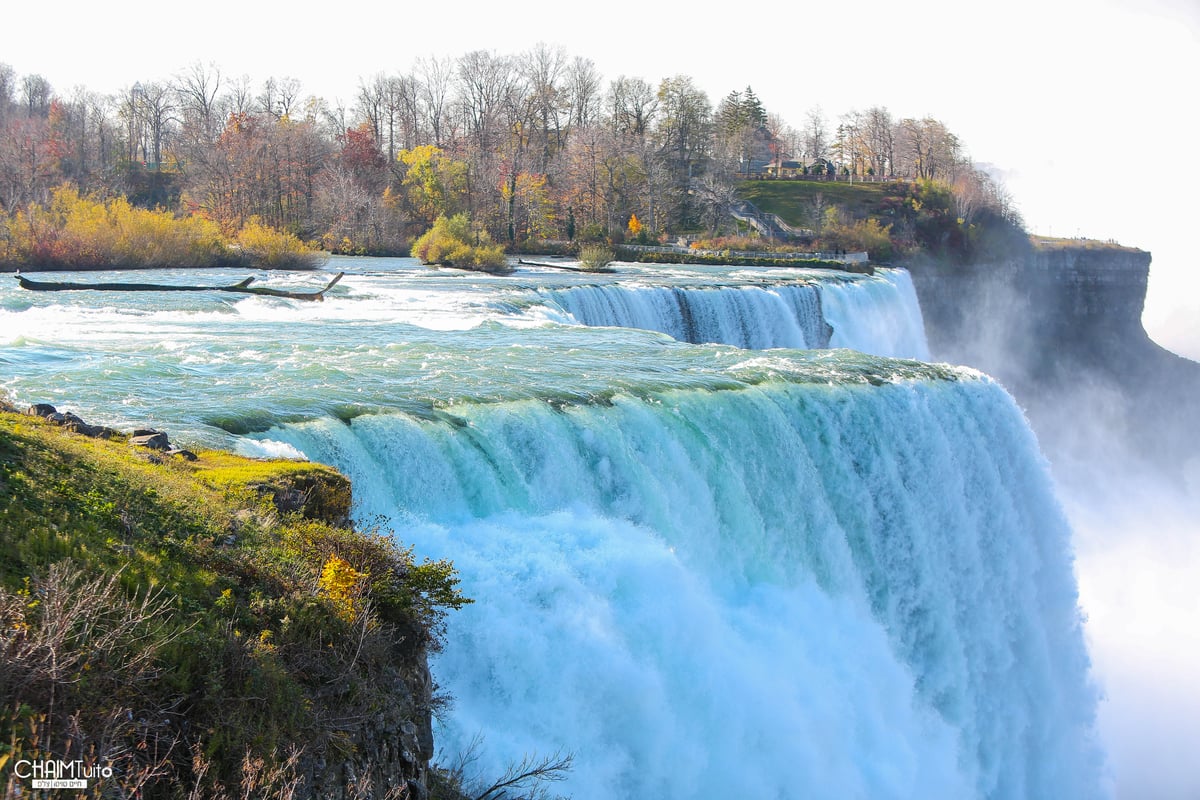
top-left (908, 244), bottom-right (1200, 472)
top-left (911, 246), bottom-right (1153, 374)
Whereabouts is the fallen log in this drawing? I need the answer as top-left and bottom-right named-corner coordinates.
top-left (15, 272), bottom-right (345, 301)
top-left (516, 258), bottom-right (614, 273)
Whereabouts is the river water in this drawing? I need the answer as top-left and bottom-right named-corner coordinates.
top-left (0, 257), bottom-right (1103, 799)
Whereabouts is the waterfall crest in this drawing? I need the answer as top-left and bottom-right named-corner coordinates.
top-left (263, 376), bottom-right (1101, 799)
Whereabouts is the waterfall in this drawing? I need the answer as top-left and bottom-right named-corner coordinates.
top-left (259, 374), bottom-right (1101, 800)
top-left (542, 283), bottom-right (831, 349)
top-left (0, 258), bottom-right (1101, 797)
top-left (541, 268), bottom-right (929, 359)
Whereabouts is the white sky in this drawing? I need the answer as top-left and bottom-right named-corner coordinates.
top-left (6, 0), bottom-right (1198, 359)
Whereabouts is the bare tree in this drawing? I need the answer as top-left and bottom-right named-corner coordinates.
top-left (565, 56), bottom-right (602, 130)
top-left (456, 50), bottom-right (519, 155)
top-left (472, 751), bottom-right (574, 800)
top-left (21, 73), bottom-right (52, 118)
top-left (896, 116), bottom-right (962, 181)
top-left (655, 75), bottom-right (712, 227)
top-left (276, 77), bottom-right (302, 118)
top-left (864, 105), bottom-right (894, 177)
top-left (0, 63), bottom-right (16, 124)
top-left (226, 74), bottom-right (255, 116)
top-left (414, 55), bottom-right (455, 147)
top-left (175, 61), bottom-right (223, 144)
top-left (522, 42), bottom-right (569, 172)
top-left (607, 75), bottom-right (657, 138)
top-left (138, 82), bottom-right (176, 166)
top-left (435, 735), bottom-right (574, 800)
top-left (257, 76), bottom-right (299, 119)
top-left (802, 106), bottom-right (829, 162)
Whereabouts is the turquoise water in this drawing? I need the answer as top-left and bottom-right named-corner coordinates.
top-left (0, 257), bottom-right (1102, 799)
top-left (1, 258), bottom-right (931, 443)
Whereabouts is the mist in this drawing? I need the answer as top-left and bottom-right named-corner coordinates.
top-left (915, 257), bottom-right (1200, 799)
top-left (1025, 367), bottom-right (1200, 800)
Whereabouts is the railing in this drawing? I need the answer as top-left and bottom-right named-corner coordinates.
top-left (621, 244), bottom-right (868, 264)
top-left (752, 172), bottom-right (902, 183)
top-left (729, 200), bottom-right (815, 240)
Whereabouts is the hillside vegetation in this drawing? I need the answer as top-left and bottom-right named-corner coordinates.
top-left (0, 403), bottom-right (468, 798)
top-left (736, 179), bottom-right (1030, 264)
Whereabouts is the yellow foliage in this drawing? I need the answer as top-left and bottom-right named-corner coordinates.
top-left (411, 214), bottom-right (508, 272)
top-left (4, 185), bottom-right (230, 268)
top-left (235, 216), bottom-right (326, 269)
top-left (398, 145), bottom-right (469, 225)
top-left (317, 555), bottom-right (367, 620)
top-left (628, 213), bottom-right (643, 237)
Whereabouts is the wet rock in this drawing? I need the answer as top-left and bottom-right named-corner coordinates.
top-left (166, 447), bottom-right (198, 461)
top-left (28, 403), bottom-right (58, 417)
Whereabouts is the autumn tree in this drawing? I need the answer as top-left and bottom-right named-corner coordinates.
top-left (181, 109), bottom-right (329, 233)
top-left (895, 116), bottom-right (963, 181)
top-left (0, 114), bottom-right (58, 209)
top-left (396, 144), bottom-right (468, 226)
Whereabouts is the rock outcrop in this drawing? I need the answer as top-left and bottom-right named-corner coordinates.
top-left (907, 244), bottom-right (1200, 473)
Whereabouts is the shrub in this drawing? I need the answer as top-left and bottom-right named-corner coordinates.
top-left (411, 214), bottom-right (509, 273)
top-left (821, 216), bottom-right (894, 261)
top-left (3, 185), bottom-right (234, 269)
top-left (578, 244), bottom-right (616, 272)
top-left (235, 217), bottom-right (328, 270)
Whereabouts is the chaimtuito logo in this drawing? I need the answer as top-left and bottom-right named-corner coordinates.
top-left (11, 758), bottom-right (113, 789)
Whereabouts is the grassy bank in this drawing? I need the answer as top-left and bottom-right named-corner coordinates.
top-left (736, 179), bottom-right (1030, 264)
top-left (0, 403), bottom-right (467, 798)
top-left (738, 180), bottom-right (894, 230)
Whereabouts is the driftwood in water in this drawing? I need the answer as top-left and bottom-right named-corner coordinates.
top-left (516, 258), bottom-right (614, 274)
top-left (516, 258), bottom-right (579, 271)
top-left (15, 272), bottom-right (345, 301)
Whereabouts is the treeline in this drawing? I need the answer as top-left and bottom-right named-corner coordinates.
top-left (0, 49), bottom-right (1019, 257)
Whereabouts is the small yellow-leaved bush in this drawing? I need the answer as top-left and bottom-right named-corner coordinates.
top-left (317, 555), bottom-right (367, 620)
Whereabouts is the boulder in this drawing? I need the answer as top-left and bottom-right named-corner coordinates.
top-left (130, 432), bottom-right (171, 450)
top-left (28, 403), bottom-right (58, 417)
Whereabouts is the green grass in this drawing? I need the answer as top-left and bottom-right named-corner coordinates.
top-left (0, 408), bottom-right (467, 797)
top-left (737, 180), bottom-right (895, 229)
top-left (1030, 235), bottom-right (1143, 253)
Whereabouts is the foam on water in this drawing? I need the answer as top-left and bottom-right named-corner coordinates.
top-left (541, 267), bottom-right (929, 358)
top-left (262, 376), bottom-right (1101, 799)
top-left (1, 260), bottom-right (1100, 797)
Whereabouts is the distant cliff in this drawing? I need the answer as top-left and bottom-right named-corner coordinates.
top-left (907, 242), bottom-right (1200, 472)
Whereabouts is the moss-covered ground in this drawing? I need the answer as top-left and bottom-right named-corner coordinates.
top-left (0, 406), bottom-right (467, 798)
